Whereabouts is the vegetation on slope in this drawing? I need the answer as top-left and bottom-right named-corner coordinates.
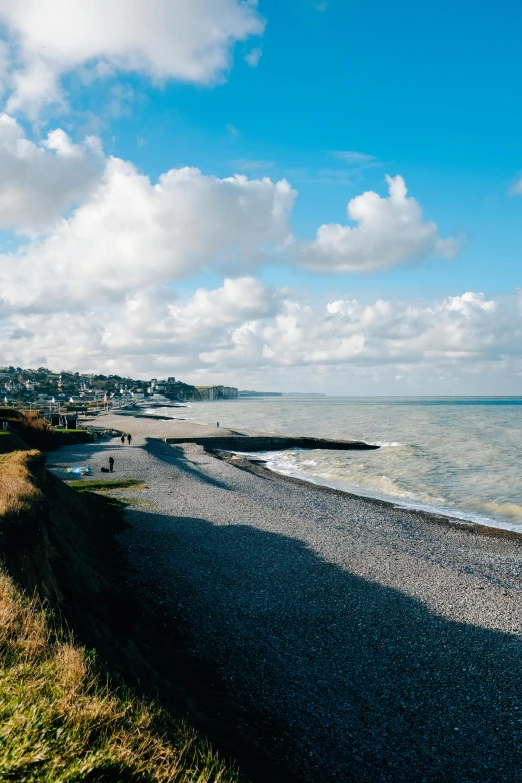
top-left (0, 431), bottom-right (26, 454)
top-left (0, 409), bottom-right (91, 451)
top-left (66, 478), bottom-right (148, 492)
top-left (11, 418), bottom-right (91, 451)
top-left (0, 574), bottom-right (234, 782)
top-left (0, 450), bottom-right (239, 783)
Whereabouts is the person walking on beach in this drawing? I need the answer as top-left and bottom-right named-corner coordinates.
top-left (216, 422), bottom-right (219, 428)
top-left (120, 434), bottom-right (125, 444)
top-left (109, 456), bottom-right (114, 473)
top-left (127, 433), bottom-right (132, 445)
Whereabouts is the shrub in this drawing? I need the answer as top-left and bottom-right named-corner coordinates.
top-left (7, 417), bottom-right (92, 451)
top-left (0, 407), bottom-right (23, 420)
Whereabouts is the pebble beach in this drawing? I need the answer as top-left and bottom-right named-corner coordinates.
top-left (50, 414), bottom-right (522, 782)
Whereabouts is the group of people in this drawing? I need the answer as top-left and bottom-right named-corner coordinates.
top-left (107, 433), bottom-right (132, 473)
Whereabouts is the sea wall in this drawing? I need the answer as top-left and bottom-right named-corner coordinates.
top-left (164, 434), bottom-right (379, 451)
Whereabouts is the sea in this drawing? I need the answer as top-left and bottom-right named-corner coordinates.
top-left (153, 397), bottom-right (522, 532)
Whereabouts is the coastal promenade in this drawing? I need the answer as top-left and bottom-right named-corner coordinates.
top-left (51, 416), bottom-right (522, 782)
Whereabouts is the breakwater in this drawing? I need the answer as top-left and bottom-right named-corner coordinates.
top-left (163, 434), bottom-right (379, 451)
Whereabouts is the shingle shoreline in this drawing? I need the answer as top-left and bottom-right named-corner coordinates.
top-left (55, 418), bottom-right (522, 781)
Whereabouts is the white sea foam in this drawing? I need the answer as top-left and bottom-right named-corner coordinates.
top-left (371, 441), bottom-right (402, 447)
top-left (187, 396), bottom-right (522, 533)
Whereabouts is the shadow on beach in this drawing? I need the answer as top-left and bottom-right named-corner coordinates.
top-left (47, 437), bottom-right (522, 780)
top-left (142, 438), bottom-right (233, 491)
top-left (126, 507), bottom-right (522, 783)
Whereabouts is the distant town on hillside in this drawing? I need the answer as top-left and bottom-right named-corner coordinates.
top-left (0, 366), bottom-right (237, 407)
top-left (0, 366), bottom-right (325, 409)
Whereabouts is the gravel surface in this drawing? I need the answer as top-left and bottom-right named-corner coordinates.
top-left (50, 432), bottom-right (522, 782)
top-left (83, 411), bottom-right (265, 439)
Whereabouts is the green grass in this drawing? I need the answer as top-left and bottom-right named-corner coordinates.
top-left (0, 411), bottom-right (93, 453)
top-left (0, 408), bottom-right (23, 419)
top-left (6, 419), bottom-right (92, 451)
top-left (0, 451), bottom-right (240, 783)
top-left (65, 480), bottom-right (149, 534)
top-left (67, 478), bottom-right (148, 492)
top-left (0, 573), bottom-right (239, 783)
top-left (49, 430), bottom-right (92, 447)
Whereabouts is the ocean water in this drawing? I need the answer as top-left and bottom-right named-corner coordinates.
top-left (163, 397), bottom-right (522, 532)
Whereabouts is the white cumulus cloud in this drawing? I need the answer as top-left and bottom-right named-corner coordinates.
top-left (300, 175), bottom-right (459, 273)
top-left (0, 158), bottom-right (296, 313)
top-left (244, 47), bottom-right (262, 67)
top-left (0, 0), bottom-right (265, 114)
top-left (1, 283), bottom-right (520, 391)
top-left (104, 277), bottom-right (281, 353)
top-left (0, 113), bottom-right (102, 233)
top-left (206, 288), bottom-right (516, 382)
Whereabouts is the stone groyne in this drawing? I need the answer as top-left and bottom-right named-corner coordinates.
top-left (163, 434), bottom-right (379, 452)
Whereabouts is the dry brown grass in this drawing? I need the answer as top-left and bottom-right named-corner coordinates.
top-left (0, 572), bottom-right (238, 782)
top-left (0, 452), bottom-right (240, 783)
top-left (0, 449), bottom-right (44, 523)
top-left (0, 409), bottom-right (92, 451)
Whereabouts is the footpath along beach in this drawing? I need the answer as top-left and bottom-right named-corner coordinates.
top-left (50, 414), bottom-right (522, 782)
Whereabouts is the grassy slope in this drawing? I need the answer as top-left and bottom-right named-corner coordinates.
top-left (0, 574), bottom-right (233, 782)
top-left (0, 409), bottom-right (92, 451)
top-left (0, 450), bottom-right (239, 783)
top-left (0, 431), bottom-right (28, 454)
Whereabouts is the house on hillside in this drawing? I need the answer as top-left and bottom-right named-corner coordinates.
top-left (4, 379), bottom-right (25, 393)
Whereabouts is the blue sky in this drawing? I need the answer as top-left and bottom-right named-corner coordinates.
top-left (0, 0), bottom-right (520, 393)
top-left (76, 0), bottom-right (522, 297)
